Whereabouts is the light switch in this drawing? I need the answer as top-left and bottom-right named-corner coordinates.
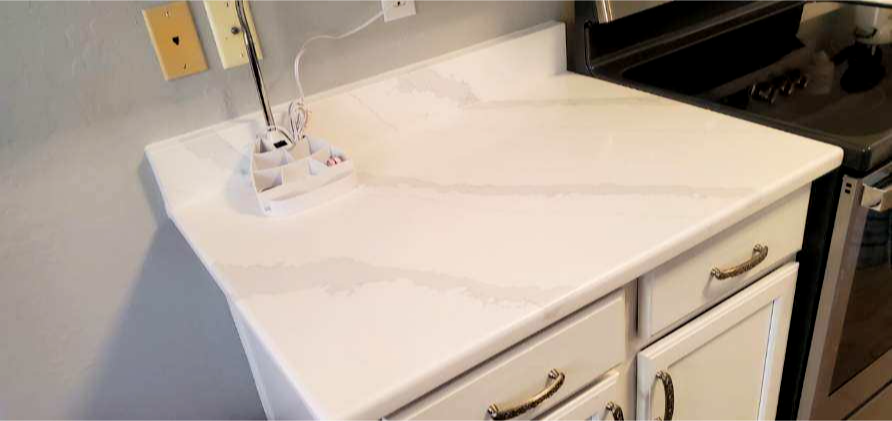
top-left (143, 1), bottom-right (208, 80)
top-left (204, 0), bottom-right (262, 69)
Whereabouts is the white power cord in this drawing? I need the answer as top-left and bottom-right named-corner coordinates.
top-left (288, 10), bottom-right (385, 141)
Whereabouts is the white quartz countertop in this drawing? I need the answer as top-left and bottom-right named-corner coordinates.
top-left (145, 22), bottom-right (842, 419)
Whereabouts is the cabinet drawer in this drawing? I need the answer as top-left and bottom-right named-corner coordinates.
top-left (538, 371), bottom-right (623, 421)
top-left (389, 291), bottom-right (626, 420)
top-left (639, 186), bottom-right (809, 339)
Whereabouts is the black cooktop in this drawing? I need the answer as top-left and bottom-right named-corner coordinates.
top-left (577, 1), bottom-right (892, 174)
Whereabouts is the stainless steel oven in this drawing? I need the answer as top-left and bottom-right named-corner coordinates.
top-left (799, 164), bottom-right (892, 419)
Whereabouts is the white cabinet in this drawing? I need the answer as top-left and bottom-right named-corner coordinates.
top-left (387, 188), bottom-right (810, 421)
top-left (636, 263), bottom-right (798, 421)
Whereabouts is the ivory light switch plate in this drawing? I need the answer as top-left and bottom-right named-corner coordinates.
top-left (143, 1), bottom-right (208, 80)
top-left (204, 0), bottom-right (262, 69)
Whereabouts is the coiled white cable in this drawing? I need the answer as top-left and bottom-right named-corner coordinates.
top-left (289, 9), bottom-right (385, 141)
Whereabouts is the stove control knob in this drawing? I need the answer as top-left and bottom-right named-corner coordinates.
top-left (788, 70), bottom-right (809, 89)
top-left (750, 82), bottom-right (778, 104)
top-left (778, 77), bottom-right (796, 96)
top-left (795, 73), bottom-right (809, 89)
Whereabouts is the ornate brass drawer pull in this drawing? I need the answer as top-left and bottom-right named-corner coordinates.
top-left (486, 369), bottom-right (565, 420)
top-left (606, 401), bottom-right (624, 421)
top-left (710, 244), bottom-right (769, 280)
top-left (655, 371), bottom-right (674, 421)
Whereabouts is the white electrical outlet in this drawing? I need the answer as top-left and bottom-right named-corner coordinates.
top-left (382, 0), bottom-right (416, 22)
top-left (204, 0), bottom-right (262, 69)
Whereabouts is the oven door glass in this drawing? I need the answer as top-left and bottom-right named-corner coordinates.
top-left (830, 189), bottom-right (892, 392)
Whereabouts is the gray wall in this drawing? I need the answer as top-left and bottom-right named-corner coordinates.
top-left (0, 1), bottom-right (569, 419)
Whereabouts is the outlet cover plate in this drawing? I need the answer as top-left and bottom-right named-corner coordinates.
top-left (204, 0), bottom-right (262, 69)
top-left (143, 1), bottom-right (208, 80)
top-left (382, 0), bottom-right (416, 22)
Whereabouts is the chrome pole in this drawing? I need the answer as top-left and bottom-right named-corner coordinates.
top-left (235, 0), bottom-right (275, 130)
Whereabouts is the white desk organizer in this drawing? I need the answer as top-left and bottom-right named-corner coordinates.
top-left (250, 135), bottom-right (357, 216)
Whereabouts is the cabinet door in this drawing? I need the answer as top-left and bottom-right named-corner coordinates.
top-left (637, 263), bottom-right (797, 421)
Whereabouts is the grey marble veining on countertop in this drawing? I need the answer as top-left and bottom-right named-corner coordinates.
top-left (145, 22), bottom-right (842, 419)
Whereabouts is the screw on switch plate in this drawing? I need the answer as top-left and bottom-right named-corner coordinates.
top-left (382, 0), bottom-right (416, 22)
top-left (142, 1), bottom-right (208, 80)
top-left (204, 0), bottom-right (262, 69)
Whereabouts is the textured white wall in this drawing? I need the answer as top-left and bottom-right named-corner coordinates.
top-left (0, 1), bottom-right (569, 419)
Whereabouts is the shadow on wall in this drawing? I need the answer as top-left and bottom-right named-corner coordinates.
top-left (73, 161), bottom-right (265, 420)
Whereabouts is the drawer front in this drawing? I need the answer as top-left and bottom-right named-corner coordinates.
top-left (639, 186), bottom-right (809, 339)
top-left (390, 291), bottom-right (626, 420)
top-left (539, 371), bottom-right (623, 421)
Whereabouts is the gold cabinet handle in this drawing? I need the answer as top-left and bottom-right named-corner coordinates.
top-left (655, 371), bottom-right (675, 421)
top-left (606, 401), bottom-right (624, 421)
top-left (487, 369), bottom-right (565, 420)
top-left (710, 244), bottom-right (768, 280)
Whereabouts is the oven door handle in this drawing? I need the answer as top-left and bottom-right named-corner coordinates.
top-left (861, 185), bottom-right (892, 211)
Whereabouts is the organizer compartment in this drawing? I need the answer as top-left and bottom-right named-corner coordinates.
top-left (253, 167), bottom-right (285, 192)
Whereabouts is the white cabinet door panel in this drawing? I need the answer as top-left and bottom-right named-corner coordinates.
top-left (637, 263), bottom-right (797, 420)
